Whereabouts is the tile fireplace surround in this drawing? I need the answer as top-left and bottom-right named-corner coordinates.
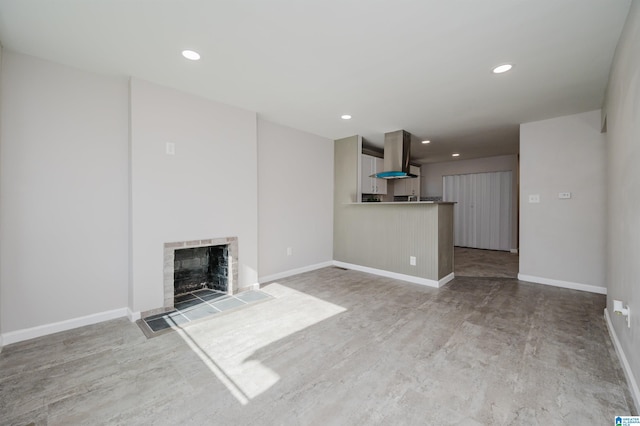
top-left (163, 236), bottom-right (239, 311)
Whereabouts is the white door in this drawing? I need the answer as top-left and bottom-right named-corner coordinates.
top-left (360, 155), bottom-right (375, 194)
top-left (374, 157), bottom-right (387, 194)
top-left (443, 171), bottom-right (512, 251)
top-left (361, 154), bottom-right (387, 194)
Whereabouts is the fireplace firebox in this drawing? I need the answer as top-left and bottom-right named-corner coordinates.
top-left (174, 245), bottom-right (228, 295)
top-left (162, 236), bottom-right (238, 311)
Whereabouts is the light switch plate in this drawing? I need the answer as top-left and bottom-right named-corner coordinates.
top-left (410, 256), bottom-right (416, 266)
top-left (166, 142), bottom-right (175, 155)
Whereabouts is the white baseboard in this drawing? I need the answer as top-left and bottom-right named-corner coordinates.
top-left (517, 273), bottom-right (607, 294)
top-left (604, 308), bottom-right (640, 412)
top-left (333, 261), bottom-right (452, 288)
top-left (439, 272), bottom-right (455, 287)
top-left (127, 308), bottom-right (141, 322)
top-left (259, 261), bottom-right (334, 284)
top-left (510, 248), bottom-right (519, 254)
top-left (237, 282), bottom-right (261, 292)
top-left (1, 307), bottom-right (130, 346)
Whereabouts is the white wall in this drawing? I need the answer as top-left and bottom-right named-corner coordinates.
top-left (257, 119), bottom-right (333, 280)
top-left (0, 51), bottom-right (130, 332)
top-left (421, 154), bottom-right (519, 250)
top-left (604, 0), bottom-right (640, 406)
top-left (129, 79), bottom-right (258, 313)
top-left (519, 110), bottom-right (606, 292)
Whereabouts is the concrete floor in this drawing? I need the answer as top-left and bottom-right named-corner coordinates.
top-left (0, 267), bottom-right (635, 425)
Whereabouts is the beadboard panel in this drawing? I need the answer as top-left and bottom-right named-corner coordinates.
top-left (335, 203), bottom-right (443, 280)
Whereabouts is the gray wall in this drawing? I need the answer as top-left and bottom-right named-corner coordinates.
top-left (421, 155), bottom-right (518, 199)
top-left (519, 110), bottom-right (606, 292)
top-left (257, 119), bottom-right (333, 279)
top-left (0, 44), bottom-right (4, 345)
top-left (129, 78), bottom-right (259, 313)
top-left (335, 203), bottom-right (450, 281)
top-left (421, 154), bottom-right (519, 250)
top-left (604, 0), bottom-right (640, 402)
top-left (0, 51), bottom-right (130, 331)
top-left (333, 135), bottom-right (361, 261)
top-left (0, 50), bottom-right (336, 339)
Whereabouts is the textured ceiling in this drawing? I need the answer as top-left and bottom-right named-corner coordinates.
top-left (0, 0), bottom-right (631, 163)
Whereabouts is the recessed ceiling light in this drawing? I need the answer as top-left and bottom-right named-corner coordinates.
top-left (492, 64), bottom-right (513, 74)
top-left (422, 140), bottom-right (431, 144)
top-left (341, 114), bottom-right (352, 120)
top-left (452, 153), bottom-right (460, 157)
top-left (182, 50), bottom-right (201, 61)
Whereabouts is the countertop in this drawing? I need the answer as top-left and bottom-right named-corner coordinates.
top-left (348, 201), bottom-right (455, 205)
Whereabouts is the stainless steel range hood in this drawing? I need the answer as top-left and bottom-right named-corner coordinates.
top-left (372, 130), bottom-right (418, 179)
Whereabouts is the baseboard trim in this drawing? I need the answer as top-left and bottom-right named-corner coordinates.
top-left (439, 272), bottom-right (455, 287)
top-left (510, 248), bottom-right (519, 254)
top-left (127, 308), bottom-right (141, 322)
top-left (517, 274), bottom-right (607, 294)
top-left (604, 308), bottom-right (640, 412)
top-left (241, 283), bottom-right (261, 292)
top-left (1, 307), bottom-right (130, 346)
top-left (333, 261), bottom-right (450, 288)
top-left (259, 261), bottom-right (334, 284)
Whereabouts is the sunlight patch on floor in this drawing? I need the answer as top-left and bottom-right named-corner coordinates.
top-left (176, 282), bottom-right (347, 404)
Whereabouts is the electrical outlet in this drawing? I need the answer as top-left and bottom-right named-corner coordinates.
top-left (558, 192), bottom-right (571, 199)
top-left (528, 194), bottom-right (540, 203)
top-left (410, 256), bottom-right (416, 266)
top-left (286, 247), bottom-right (292, 256)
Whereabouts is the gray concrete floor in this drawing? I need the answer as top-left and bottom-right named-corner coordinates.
top-left (0, 267), bottom-right (635, 425)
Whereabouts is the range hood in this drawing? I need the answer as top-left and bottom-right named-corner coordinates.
top-left (372, 130), bottom-right (418, 179)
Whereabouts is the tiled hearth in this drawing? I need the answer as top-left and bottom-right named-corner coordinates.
top-left (140, 288), bottom-right (270, 337)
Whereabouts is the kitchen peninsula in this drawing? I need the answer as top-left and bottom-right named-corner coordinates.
top-left (334, 136), bottom-right (455, 288)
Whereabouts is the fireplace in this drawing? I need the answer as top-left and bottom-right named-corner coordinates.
top-left (174, 245), bottom-right (229, 295)
top-left (163, 237), bottom-right (238, 310)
